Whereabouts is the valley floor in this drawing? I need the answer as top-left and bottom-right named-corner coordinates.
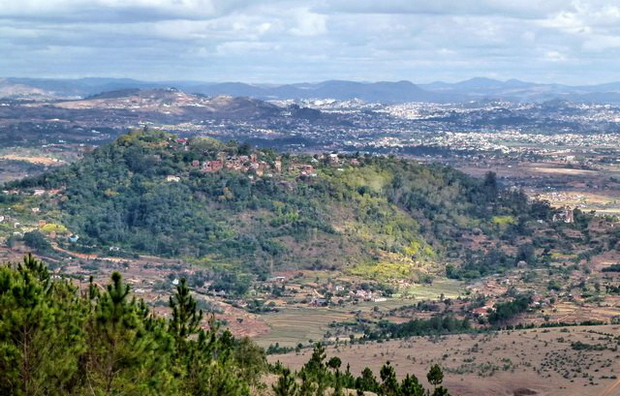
top-left (269, 325), bottom-right (620, 396)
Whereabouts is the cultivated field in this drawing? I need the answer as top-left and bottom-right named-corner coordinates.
top-left (253, 281), bottom-right (465, 348)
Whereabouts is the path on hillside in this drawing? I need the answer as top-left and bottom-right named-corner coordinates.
top-left (599, 365), bottom-right (620, 396)
top-left (50, 244), bottom-right (182, 266)
top-left (51, 244), bottom-right (124, 262)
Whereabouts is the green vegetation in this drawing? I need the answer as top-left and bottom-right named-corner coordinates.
top-left (491, 215), bottom-right (516, 225)
top-left (487, 295), bottom-right (532, 325)
top-left (570, 341), bottom-right (608, 351)
top-left (367, 315), bottom-right (471, 340)
top-left (272, 343), bottom-right (454, 396)
top-left (601, 263), bottom-right (620, 272)
top-left (23, 230), bottom-right (52, 252)
top-left (447, 244), bottom-right (538, 280)
top-left (0, 254), bottom-right (265, 396)
top-left (40, 223), bottom-right (68, 233)
top-left (5, 129), bottom-right (563, 278)
top-left (0, 255), bottom-right (460, 396)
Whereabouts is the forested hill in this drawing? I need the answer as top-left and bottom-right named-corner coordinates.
top-left (9, 129), bottom-right (560, 279)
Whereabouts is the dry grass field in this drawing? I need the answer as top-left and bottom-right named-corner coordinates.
top-left (0, 154), bottom-right (62, 165)
top-left (270, 325), bottom-right (620, 396)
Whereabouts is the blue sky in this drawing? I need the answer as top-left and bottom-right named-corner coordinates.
top-left (1, 0), bottom-right (620, 84)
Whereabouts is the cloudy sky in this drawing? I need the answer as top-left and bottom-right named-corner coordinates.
top-left (1, 0), bottom-right (620, 84)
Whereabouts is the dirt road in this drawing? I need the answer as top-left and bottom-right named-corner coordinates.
top-left (599, 377), bottom-right (620, 396)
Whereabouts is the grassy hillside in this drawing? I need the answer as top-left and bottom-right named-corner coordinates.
top-left (6, 129), bottom-right (561, 279)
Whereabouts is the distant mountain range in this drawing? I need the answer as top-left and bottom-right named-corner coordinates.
top-left (4, 76), bottom-right (620, 104)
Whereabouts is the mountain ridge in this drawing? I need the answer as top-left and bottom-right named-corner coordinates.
top-left (6, 76), bottom-right (620, 103)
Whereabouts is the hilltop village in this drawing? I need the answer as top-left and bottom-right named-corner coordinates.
top-left (165, 136), bottom-right (360, 180)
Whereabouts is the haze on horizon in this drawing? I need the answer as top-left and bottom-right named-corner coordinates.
top-left (1, 0), bottom-right (620, 85)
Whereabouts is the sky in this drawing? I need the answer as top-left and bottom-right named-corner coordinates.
top-left (1, 0), bottom-right (620, 84)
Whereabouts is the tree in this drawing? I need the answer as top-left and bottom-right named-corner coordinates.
top-left (327, 356), bottom-right (344, 396)
top-left (169, 277), bottom-right (203, 349)
top-left (427, 364), bottom-right (444, 387)
top-left (400, 374), bottom-right (425, 396)
top-left (355, 367), bottom-right (379, 393)
top-left (0, 254), bottom-right (84, 396)
top-left (297, 370), bottom-right (316, 396)
top-left (483, 171), bottom-right (498, 200)
top-left (238, 142), bottom-right (252, 156)
top-left (1, 254), bottom-right (464, 396)
top-left (191, 359), bottom-right (251, 396)
top-left (273, 368), bottom-right (298, 396)
top-left (303, 342), bottom-right (327, 377)
top-left (327, 356), bottom-right (342, 371)
top-left (300, 343), bottom-right (330, 396)
top-left (332, 370), bottom-right (345, 396)
top-left (431, 386), bottom-right (451, 396)
top-left (84, 271), bottom-right (169, 395)
top-left (22, 231), bottom-right (51, 253)
top-left (233, 336), bottom-right (267, 386)
top-left (379, 362), bottom-right (399, 396)
top-left (0, 255), bottom-right (265, 396)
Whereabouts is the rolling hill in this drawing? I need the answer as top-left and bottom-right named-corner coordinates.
top-left (48, 88), bottom-right (283, 119)
top-left (6, 130), bottom-right (575, 279)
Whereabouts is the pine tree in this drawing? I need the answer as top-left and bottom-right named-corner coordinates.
top-left (332, 370), bottom-right (344, 396)
top-left (379, 362), bottom-right (399, 396)
top-left (427, 364), bottom-right (444, 387)
top-left (0, 256), bottom-right (266, 396)
top-left (297, 370), bottom-right (316, 396)
top-left (400, 373), bottom-right (425, 396)
top-left (431, 386), bottom-right (451, 396)
top-left (168, 277), bottom-right (203, 347)
top-left (273, 367), bottom-right (298, 396)
top-left (84, 272), bottom-right (161, 394)
top-left (301, 343), bottom-right (328, 396)
top-left (0, 255), bottom-right (85, 396)
top-left (233, 336), bottom-right (267, 386)
top-left (303, 342), bottom-right (327, 375)
top-left (355, 367), bottom-right (379, 393)
top-left (342, 363), bottom-right (356, 389)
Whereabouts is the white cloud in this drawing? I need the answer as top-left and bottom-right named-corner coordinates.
top-left (215, 41), bottom-right (280, 56)
top-left (544, 50), bottom-right (568, 62)
top-left (321, 0), bottom-right (574, 19)
top-left (583, 35), bottom-right (620, 51)
top-left (1, 0), bottom-right (620, 83)
top-left (289, 8), bottom-right (327, 36)
top-left (0, 0), bottom-right (251, 22)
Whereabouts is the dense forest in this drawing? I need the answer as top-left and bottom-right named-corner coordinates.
top-left (0, 255), bottom-right (456, 396)
top-left (7, 129), bottom-right (562, 278)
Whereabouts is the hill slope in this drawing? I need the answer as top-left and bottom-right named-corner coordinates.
top-left (50, 88), bottom-right (282, 118)
top-left (8, 130), bottom-right (563, 279)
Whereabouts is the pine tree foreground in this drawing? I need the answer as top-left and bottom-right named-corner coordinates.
top-left (273, 343), bottom-right (457, 396)
top-left (0, 255), bottom-right (458, 396)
